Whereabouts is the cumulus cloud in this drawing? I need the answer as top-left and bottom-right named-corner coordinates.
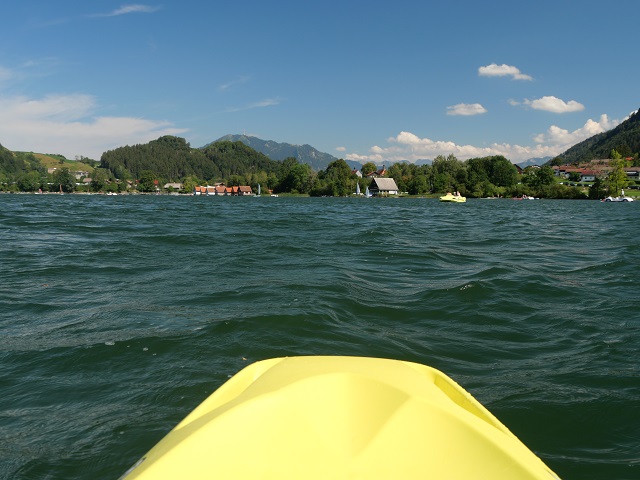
top-left (0, 94), bottom-right (186, 159)
top-left (533, 114), bottom-right (617, 145)
top-left (523, 95), bottom-right (585, 113)
top-left (478, 63), bottom-right (533, 81)
top-left (446, 103), bottom-right (487, 116)
top-left (344, 114), bottom-right (620, 164)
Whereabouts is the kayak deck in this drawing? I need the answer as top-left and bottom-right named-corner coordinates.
top-left (121, 356), bottom-right (560, 479)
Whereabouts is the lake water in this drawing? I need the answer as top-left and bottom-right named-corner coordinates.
top-left (1, 194), bottom-right (638, 479)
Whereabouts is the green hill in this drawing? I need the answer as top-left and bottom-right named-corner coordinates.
top-left (32, 153), bottom-right (96, 173)
top-left (0, 143), bottom-right (96, 180)
top-left (0, 144), bottom-right (45, 180)
top-left (555, 109), bottom-right (640, 163)
top-left (99, 136), bottom-right (283, 183)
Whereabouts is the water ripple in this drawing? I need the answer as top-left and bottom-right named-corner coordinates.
top-left (1, 195), bottom-right (638, 479)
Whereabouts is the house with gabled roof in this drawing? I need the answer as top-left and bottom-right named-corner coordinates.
top-left (579, 170), bottom-right (598, 182)
top-left (366, 165), bottom-right (387, 178)
top-left (369, 177), bottom-right (399, 196)
top-left (164, 182), bottom-right (183, 191)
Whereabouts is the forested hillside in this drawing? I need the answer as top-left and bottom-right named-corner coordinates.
top-left (0, 143), bottom-right (45, 179)
top-left (99, 136), bottom-right (283, 182)
top-left (555, 109), bottom-right (640, 163)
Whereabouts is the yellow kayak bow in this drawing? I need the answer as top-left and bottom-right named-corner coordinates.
top-left (121, 356), bottom-right (560, 479)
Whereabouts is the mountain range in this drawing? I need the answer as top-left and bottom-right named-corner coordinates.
top-left (517, 157), bottom-right (552, 168)
top-left (3, 107), bottom-right (639, 178)
top-left (211, 135), bottom-right (363, 171)
top-left (211, 135), bottom-right (556, 171)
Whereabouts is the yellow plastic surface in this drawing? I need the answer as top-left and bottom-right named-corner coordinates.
top-left (439, 193), bottom-right (467, 202)
top-left (121, 356), bottom-right (560, 479)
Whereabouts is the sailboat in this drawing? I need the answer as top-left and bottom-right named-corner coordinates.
top-left (257, 184), bottom-right (261, 196)
top-left (365, 186), bottom-right (372, 198)
top-left (355, 182), bottom-right (361, 195)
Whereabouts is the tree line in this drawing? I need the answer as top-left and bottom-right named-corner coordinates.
top-left (99, 138), bottom-right (571, 197)
top-left (1, 137), bottom-right (632, 198)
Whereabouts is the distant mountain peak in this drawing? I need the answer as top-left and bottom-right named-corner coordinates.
top-left (208, 134), bottom-right (361, 170)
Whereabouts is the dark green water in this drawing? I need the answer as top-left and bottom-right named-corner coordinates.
top-left (1, 194), bottom-right (638, 479)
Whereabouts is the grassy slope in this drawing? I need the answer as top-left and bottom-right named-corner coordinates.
top-left (31, 153), bottom-right (95, 173)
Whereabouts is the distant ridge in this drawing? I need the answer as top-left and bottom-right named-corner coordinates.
top-left (556, 109), bottom-right (640, 163)
top-left (517, 157), bottom-right (552, 169)
top-left (210, 135), bottom-right (361, 171)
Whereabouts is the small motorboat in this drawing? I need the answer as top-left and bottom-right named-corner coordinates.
top-left (121, 356), bottom-right (560, 480)
top-left (439, 192), bottom-right (466, 203)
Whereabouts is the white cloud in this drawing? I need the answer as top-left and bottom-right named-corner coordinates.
top-left (533, 114), bottom-right (617, 145)
top-left (446, 103), bottom-right (487, 116)
top-left (218, 75), bottom-right (250, 92)
top-left (0, 94), bottom-right (186, 159)
top-left (335, 146), bottom-right (346, 152)
top-left (225, 98), bottom-right (281, 112)
top-left (344, 114), bottom-right (620, 164)
top-left (478, 63), bottom-right (533, 81)
top-left (523, 95), bottom-right (585, 113)
top-left (92, 4), bottom-right (161, 17)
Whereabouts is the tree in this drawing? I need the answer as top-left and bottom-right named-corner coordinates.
top-left (90, 168), bottom-right (110, 192)
top-left (409, 175), bottom-right (429, 195)
top-left (138, 170), bottom-right (158, 192)
top-left (589, 176), bottom-right (605, 199)
top-left (182, 176), bottom-right (200, 194)
top-left (17, 171), bottom-right (43, 192)
top-left (277, 161), bottom-right (314, 194)
top-left (323, 159), bottom-right (353, 196)
top-left (431, 154), bottom-right (465, 192)
top-left (568, 172), bottom-right (581, 182)
top-left (361, 162), bottom-right (377, 176)
top-left (522, 166), bottom-right (555, 192)
top-left (53, 168), bottom-right (75, 193)
top-left (605, 159), bottom-right (629, 196)
top-left (487, 156), bottom-right (518, 187)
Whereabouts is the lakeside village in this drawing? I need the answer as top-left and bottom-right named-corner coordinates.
top-left (13, 158), bottom-right (640, 198)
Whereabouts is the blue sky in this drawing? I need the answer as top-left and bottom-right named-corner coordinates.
top-left (0, 1), bottom-right (638, 163)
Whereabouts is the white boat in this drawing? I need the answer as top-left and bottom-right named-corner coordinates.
top-left (603, 189), bottom-right (634, 202)
top-left (355, 182), bottom-right (361, 195)
top-left (603, 195), bottom-right (634, 202)
top-left (365, 186), bottom-right (372, 198)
